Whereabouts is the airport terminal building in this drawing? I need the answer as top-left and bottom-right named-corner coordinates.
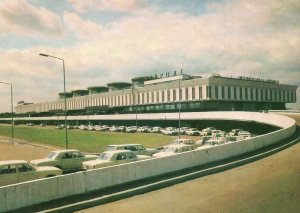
top-left (15, 73), bottom-right (297, 116)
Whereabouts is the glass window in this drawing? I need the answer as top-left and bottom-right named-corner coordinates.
top-left (221, 86), bottom-right (225, 99)
top-left (167, 90), bottom-right (170, 102)
top-left (199, 86), bottom-right (202, 99)
top-left (207, 86), bottom-right (211, 98)
top-left (2, 165), bottom-right (16, 174)
top-left (192, 87), bottom-right (195, 100)
top-left (162, 91), bottom-right (165, 102)
top-left (215, 86), bottom-right (219, 99)
top-left (228, 86), bottom-right (231, 99)
top-left (233, 87), bottom-right (236, 99)
top-left (18, 164), bottom-right (33, 172)
top-left (185, 88), bottom-right (188, 100)
top-left (173, 89), bottom-right (176, 101)
top-left (239, 87), bottom-right (243, 100)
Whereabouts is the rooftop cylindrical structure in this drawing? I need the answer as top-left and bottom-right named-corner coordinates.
top-left (107, 82), bottom-right (132, 92)
top-left (131, 76), bottom-right (155, 87)
top-left (87, 86), bottom-right (108, 95)
top-left (58, 92), bottom-right (73, 99)
top-left (71, 89), bottom-right (89, 97)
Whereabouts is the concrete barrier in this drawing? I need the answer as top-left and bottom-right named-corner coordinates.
top-left (0, 112), bottom-right (296, 212)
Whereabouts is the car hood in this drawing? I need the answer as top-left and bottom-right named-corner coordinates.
top-left (83, 159), bottom-right (109, 166)
top-left (137, 155), bottom-right (152, 160)
top-left (30, 158), bottom-right (54, 165)
top-left (36, 166), bottom-right (61, 172)
top-left (153, 152), bottom-right (176, 157)
top-left (85, 154), bottom-right (98, 159)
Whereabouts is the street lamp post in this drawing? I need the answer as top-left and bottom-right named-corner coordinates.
top-left (39, 53), bottom-right (68, 149)
top-left (0, 82), bottom-right (14, 145)
top-left (178, 78), bottom-right (181, 139)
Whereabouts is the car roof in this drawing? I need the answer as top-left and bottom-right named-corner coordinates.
top-left (0, 160), bottom-right (28, 166)
top-left (107, 144), bottom-right (142, 147)
top-left (51, 149), bottom-right (79, 153)
top-left (103, 150), bottom-right (133, 154)
top-left (172, 139), bottom-right (193, 142)
top-left (166, 144), bottom-right (192, 148)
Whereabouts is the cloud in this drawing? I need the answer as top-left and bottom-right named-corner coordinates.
top-left (68, 0), bottom-right (146, 13)
top-left (63, 11), bottom-right (103, 39)
top-left (0, 0), bottom-right (299, 112)
top-left (0, 0), bottom-right (63, 37)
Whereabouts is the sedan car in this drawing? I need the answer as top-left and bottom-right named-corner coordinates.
top-left (105, 144), bottom-right (159, 156)
top-left (0, 160), bottom-right (62, 186)
top-left (30, 149), bottom-right (98, 172)
top-left (167, 138), bottom-right (198, 148)
top-left (153, 144), bottom-right (195, 157)
top-left (185, 128), bottom-right (201, 136)
top-left (82, 150), bottom-right (150, 170)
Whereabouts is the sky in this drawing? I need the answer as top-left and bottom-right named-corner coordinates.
top-left (0, 0), bottom-right (299, 113)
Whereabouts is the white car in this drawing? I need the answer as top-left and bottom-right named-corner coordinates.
top-left (126, 126), bottom-right (137, 133)
top-left (30, 149), bottom-right (98, 172)
top-left (150, 126), bottom-right (162, 133)
top-left (153, 144), bottom-right (195, 157)
top-left (206, 137), bottom-right (227, 145)
top-left (185, 128), bottom-right (200, 136)
top-left (200, 127), bottom-right (216, 136)
top-left (167, 138), bottom-right (198, 148)
top-left (162, 127), bottom-right (178, 135)
top-left (105, 144), bottom-right (159, 156)
top-left (82, 150), bottom-right (150, 170)
top-left (0, 160), bottom-right (62, 186)
top-left (228, 129), bottom-right (243, 136)
top-left (237, 131), bottom-right (252, 140)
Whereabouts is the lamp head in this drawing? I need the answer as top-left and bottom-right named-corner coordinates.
top-left (39, 53), bottom-right (49, 57)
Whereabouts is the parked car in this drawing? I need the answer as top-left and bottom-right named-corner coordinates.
top-left (82, 150), bottom-right (150, 170)
top-left (200, 127), bottom-right (216, 136)
top-left (94, 125), bottom-right (101, 131)
top-left (185, 128), bottom-right (201, 136)
top-left (137, 126), bottom-right (151, 133)
top-left (87, 125), bottom-right (95, 131)
top-left (206, 137), bottom-right (227, 145)
top-left (153, 144), bottom-right (195, 157)
top-left (177, 127), bottom-right (190, 135)
top-left (99, 125), bottom-right (110, 131)
top-left (168, 138), bottom-right (198, 148)
top-left (79, 125), bottom-right (88, 130)
top-left (55, 124), bottom-right (64, 129)
top-left (150, 126), bottom-right (162, 133)
top-left (105, 144), bottom-right (159, 156)
top-left (0, 160), bottom-right (62, 186)
top-left (237, 131), bottom-right (252, 140)
top-left (109, 126), bottom-right (118, 132)
top-left (30, 149), bottom-right (98, 172)
top-left (162, 127), bottom-right (178, 135)
top-left (228, 129), bottom-right (243, 136)
top-left (196, 136), bottom-right (212, 145)
top-left (126, 126), bottom-right (137, 133)
top-left (116, 126), bottom-right (126, 132)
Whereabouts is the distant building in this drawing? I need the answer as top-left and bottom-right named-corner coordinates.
top-left (15, 73), bottom-right (297, 115)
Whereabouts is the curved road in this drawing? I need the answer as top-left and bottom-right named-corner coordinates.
top-left (77, 139), bottom-right (300, 212)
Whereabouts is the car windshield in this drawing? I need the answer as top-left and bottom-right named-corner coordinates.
top-left (46, 152), bottom-right (58, 160)
top-left (98, 153), bottom-right (111, 160)
top-left (106, 146), bottom-right (117, 151)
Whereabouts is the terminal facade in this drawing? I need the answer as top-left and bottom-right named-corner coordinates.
top-left (15, 73), bottom-right (297, 116)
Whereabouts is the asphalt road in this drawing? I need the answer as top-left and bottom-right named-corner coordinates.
top-left (77, 140), bottom-right (300, 213)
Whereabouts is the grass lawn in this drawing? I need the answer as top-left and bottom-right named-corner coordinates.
top-left (0, 124), bottom-right (180, 153)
